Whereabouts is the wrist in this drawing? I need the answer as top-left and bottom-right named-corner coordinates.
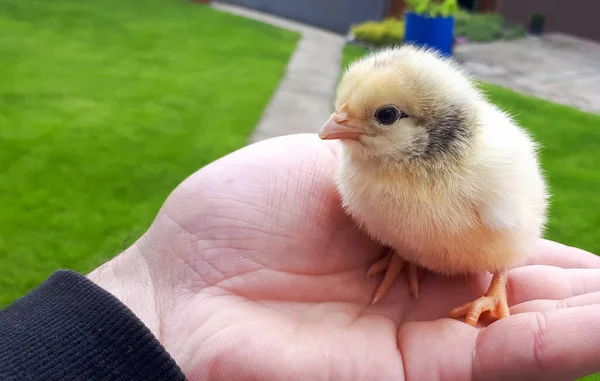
top-left (87, 245), bottom-right (161, 341)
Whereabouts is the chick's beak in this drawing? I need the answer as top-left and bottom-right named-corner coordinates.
top-left (319, 109), bottom-right (364, 141)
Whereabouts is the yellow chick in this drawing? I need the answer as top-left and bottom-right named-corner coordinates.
top-left (319, 45), bottom-right (549, 326)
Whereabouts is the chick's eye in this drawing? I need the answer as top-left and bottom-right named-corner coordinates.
top-left (375, 106), bottom-right (405, 125)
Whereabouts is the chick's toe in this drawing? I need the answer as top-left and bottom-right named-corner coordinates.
top-left (368, 252), bottom-right (420, 303)
top-left (367, 250), bottom-right (393, 277)
top-left (449, 271), bottom-right (509, 326)
top-left (371, 253), bottom-right (404, 304)
top-left (408, 263), bottom-right (419, 299)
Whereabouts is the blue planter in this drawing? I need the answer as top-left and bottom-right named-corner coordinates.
top-left (403, 11), bottom-right (455, 57)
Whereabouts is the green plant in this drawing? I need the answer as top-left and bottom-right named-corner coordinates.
top-left (432, 0), bottom-right (460, 17)
top-left (405, 0), bottom-right (460, 17)
top-left (351, 18), bottom-right (404, 46)
top-left (529, 12), bottom-right (546, 34)
top-left (454, 11), bottom-right (506, 42)
top-left (531, 12), bottom-right (545, 24)
top-left (405, 0), bottom-right (431, 14)
top-left (454, 11), bottom-right (526, 42)
top-left (505, 24), bottom-right (526, 39)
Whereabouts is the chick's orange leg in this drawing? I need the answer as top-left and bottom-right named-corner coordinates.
top-left (370, 254), bottom-right (405, 304)
top-left (449, 271), bottom-right (509, 326)
top-left (367, 252), bottom-right (392, 276)
top-left (408, 263), bottom-right (419, 299)
top-left (367, 250), bottom-right (420, 303)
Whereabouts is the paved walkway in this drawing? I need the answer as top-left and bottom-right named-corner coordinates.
top-left (454, 33), bottom-right (600, 115)
top-left (211, 4), bottom-right (600, 143)
top-left (211, 2), bottom-right (345, 143)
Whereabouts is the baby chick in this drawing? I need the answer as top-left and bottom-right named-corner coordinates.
top-left (319, 45), bottom-right (548, 326)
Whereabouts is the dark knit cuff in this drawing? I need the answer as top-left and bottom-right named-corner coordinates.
top-left (0, 270), bottom-right (187, 381)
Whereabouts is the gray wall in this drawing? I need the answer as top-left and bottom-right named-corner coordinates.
top-left (499, 0), bottom-right (600, 43)
top-left (220, 0), bottom-right (390, 35)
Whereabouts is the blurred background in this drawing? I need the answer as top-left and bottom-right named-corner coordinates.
top-left (0, 3), bottom-right (598, 378)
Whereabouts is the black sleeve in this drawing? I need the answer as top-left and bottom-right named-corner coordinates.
top-left (0, 270), bottom-right (188, 381)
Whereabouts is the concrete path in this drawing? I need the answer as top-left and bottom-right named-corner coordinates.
top-left (454, 33), bottom-right (600, 115)
top-left (213, 2), bottom-right (600, 144)
top-left (211, 2), bottom-right (345, 143)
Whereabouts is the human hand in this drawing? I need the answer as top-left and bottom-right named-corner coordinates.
top-left (88, 134), bottom-right (600, 381)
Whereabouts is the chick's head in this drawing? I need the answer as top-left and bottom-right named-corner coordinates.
top-left (320, 45), bottom-right (483, 165)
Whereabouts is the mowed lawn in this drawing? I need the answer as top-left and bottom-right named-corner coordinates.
top-left (342, 44), bottom-right (600, 255)
top-left (0, 0), bottom-right (299, 306)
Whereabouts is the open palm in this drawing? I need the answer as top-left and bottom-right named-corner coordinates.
top-left (97, 134), bottom-right (600, 381)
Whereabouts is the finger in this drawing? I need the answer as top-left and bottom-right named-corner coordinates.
top-left (507, 266), bottom-right (600, 305)
top-left (473, 305), bottom-right (600, 381)
top-left (523, 239), bottom-right (600, 268)
top-left (511, 291), bottom-right (600, 314)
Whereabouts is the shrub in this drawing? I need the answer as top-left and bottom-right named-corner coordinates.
top-left (352, 9), bottom-right (526, 47)
top-left (351, 18), bottom-right (404, 46)
top-left (505, 24), bottom-right (526, 40)
top-left (529, 12), bottom-right (545, 34)
top-left (454, 11), bottom-right (514, 42)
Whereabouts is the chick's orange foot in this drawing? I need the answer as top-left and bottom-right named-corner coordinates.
top-left (449, 272), bottom-right (510, 326)
top-left (367, 250), bottom-right (420, 303)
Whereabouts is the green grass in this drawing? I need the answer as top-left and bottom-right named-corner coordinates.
top-left (341, 44), bottom-right (600, 381)
top-left (0, 0), bottom-right (299, 307)
top-left (341, 44), bottom-right (371, 75)
top-left (482, 84), bottom-right (600, 253)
